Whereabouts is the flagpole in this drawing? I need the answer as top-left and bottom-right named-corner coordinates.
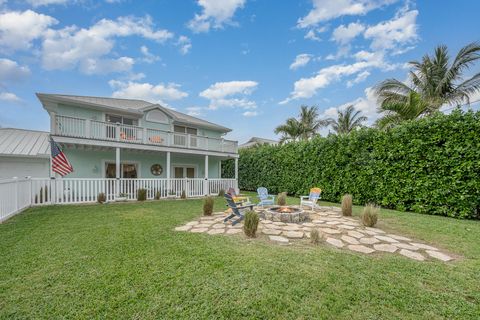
top-left (49, 135), bottom-right (56, 204)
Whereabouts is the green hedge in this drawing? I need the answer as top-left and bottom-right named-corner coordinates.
top-left (223, 110), bottom-right (480, 219)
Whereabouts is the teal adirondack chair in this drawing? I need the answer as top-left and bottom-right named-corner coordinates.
top-left (257, 187), bottom-right (275, 208)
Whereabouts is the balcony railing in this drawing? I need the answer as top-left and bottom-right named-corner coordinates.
top-left (54, 115), bottom-right (238, 153)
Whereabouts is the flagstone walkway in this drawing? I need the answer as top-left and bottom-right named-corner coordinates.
top-left (175, 206), bottom-right (454, 262)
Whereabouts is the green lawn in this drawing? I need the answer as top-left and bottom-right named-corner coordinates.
top-left (0, 194), bottom-right (479, 319)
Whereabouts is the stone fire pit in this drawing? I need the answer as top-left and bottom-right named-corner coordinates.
top-left (264, 206), bottom-right (309, 223)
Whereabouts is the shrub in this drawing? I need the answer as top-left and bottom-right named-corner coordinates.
top-left (218, 189), bottom-right (225, 197)
top-left (181, 190), bottom-right (186, 199)
top-left (310, 228), bottom-right (321, 245)
top-left (243, 211), bottom-right (259, 238)
top-left (154, 191), bottom-right (161, 200)
top-left (277, 192), bottom-right (287, 206)
top-left (203, 196), bottom-right (214, 216)
top-left (137, 188), bottom-right (147, 201)
top-left (97, 192), bottom-right (106, 204)
top-left (341, 194), bottom-right (353, 216)
top-left (362, 204), bottom-right (379, 227)
top-left (224, 110), bottom-right (480, 219)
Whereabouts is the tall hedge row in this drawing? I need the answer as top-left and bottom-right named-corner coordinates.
top-left (223, 110), bottom-right (480, 219)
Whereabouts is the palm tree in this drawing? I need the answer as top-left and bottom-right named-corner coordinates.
top-left (323, 105), bottom-right (367, 134)
top-left (274, 117), bottom-right (303, 144)
top-left (274, 106), bottom-right (323, 143)
top-left (375, 42), bottom-right (480, 128)
top-left (375, 91), bottom-right (429, 130)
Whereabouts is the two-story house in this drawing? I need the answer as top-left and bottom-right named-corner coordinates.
top-left (35, 93), bottom-right (238, 199)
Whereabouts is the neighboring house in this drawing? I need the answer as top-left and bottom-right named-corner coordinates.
top-left (36, 93), bottom-right (239, 186)
top-left (0, 128), bottom-right (50, 179)
top-left (239, 137), bottom-right (278, 149)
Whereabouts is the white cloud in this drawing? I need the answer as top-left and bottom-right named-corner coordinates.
top-left (188, 0), bottom-right (246, 33)
top-left (199, 80), bottom-right (258, 110)
top-left (332, 22), bottom-right (365, 44)
top-left (186, 106), bottom-right (203, 117)
top-left (176, 36), bottom-right (192, 55)
top-left (304, 26), bottom-right (328, 41)
top-left (0, 10), bottom-right (58, 52)
top-left (109, 80), bottom-right (188, 103)
top-left (242, 111), bottom-right (258, 117)
top-left (41, 15), bottom-right (173, 74)
top-left (0, 92), bottom-right (21, 103)
top-left (347, 70), bottom-right (370, 87)
top-left (297, 0), bottom-right (397, 28)
top-left (26, 0), bottom-right (69, 6)
top-left (0, 58), bottom-right (31, 83)
top-left (290, 54), bottom-right (313, 70)
top-left (281, 51), bottom-right (394, 104)
top-left (364, 8), bottom-right (419, 50)
top-left (80, 57), bottom-right (134, 75)
top-left (140, 45), bottom-right (160, 63)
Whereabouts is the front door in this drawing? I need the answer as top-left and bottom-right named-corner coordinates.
top-left (173, 166), bottom-right (195, 178)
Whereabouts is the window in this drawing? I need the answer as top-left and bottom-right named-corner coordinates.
top-left (174, 125), bottom-right (197, 135)
top-left (106, 114), bottom-right (138, 126)
top-left (146, 110), bottom-right (169, 124)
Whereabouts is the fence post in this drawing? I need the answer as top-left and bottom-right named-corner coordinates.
top-left (14, 177), bottom-right (18, 212)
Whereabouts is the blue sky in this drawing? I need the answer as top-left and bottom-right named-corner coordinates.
top-left (0, 0), bottom-right (479, 143)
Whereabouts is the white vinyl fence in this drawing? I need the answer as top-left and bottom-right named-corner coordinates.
top-left (0, 177), bottom-right (238, 222)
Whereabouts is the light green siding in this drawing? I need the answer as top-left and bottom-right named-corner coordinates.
top-left (56, 103), bottom-right (104, 121)
top-left (62, 147), bottom-right (222, 179)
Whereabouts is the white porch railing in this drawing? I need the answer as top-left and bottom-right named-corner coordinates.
top-left (0, 177), bottom-right (238, 222)
top-left (55, 115), bottom-right (238, 153)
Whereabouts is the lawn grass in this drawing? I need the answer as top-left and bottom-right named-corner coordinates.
top-left (0, 194), bottom-right (479, 319)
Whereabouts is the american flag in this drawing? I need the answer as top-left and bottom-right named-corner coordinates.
top-left (50, 137), bottom-right (73, 176)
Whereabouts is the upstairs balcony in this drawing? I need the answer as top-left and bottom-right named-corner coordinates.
top-left (53, 115), bottom-right (238, 154)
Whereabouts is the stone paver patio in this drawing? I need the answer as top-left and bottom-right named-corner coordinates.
top-left (175, 206), bottom-right (454, 262)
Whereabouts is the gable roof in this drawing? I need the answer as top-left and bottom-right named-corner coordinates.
top-left (36, 93), bottom-right (231, 133)
top-left (239, 136), bottom-right (278, 148)
top-left (0, 128), bottom-right (50, 158)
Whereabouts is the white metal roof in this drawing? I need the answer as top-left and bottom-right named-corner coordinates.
top-left (36, 93), bottom-right (232, 133)
top-left (0, 128), bottom-right (50, 158)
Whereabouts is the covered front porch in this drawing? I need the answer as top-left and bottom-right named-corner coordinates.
top-left (46, 143), bottom-right (239, 200)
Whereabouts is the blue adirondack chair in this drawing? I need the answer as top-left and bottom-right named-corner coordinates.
top-left (224, 193), bottom-right (254, 225)
top-left (257, 187), bottom-right (275, 208)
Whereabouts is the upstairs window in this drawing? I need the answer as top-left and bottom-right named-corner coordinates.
top-left (146, 110), bottom-right (169, 124)
top-left (174, 125), bottom-right (197, 135)
top-left (106, 114), bottom-right (138, 126)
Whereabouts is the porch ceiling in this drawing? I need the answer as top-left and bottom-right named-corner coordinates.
top-left (59, 141), bottom-right (236, 160)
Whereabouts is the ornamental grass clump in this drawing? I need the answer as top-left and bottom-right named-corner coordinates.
top-left (341, 194), bottom-right (353, 216)
top-left (137, 188), bottom-right (147, 201)
top-left (181, 190), bottom-right (187, 199)
top-left (203, 196), bottom-right (214, 216)
top-left (218, 189), bottom-right (225, 197)
top-left (277, 192), bottom-right (287, 206)
top-left (362, 204), bottom-right (379, 227)
top-left (243, 211), bottom-right (259, 238)
top-left (310, 228), bottom-right (322, 245)
top-left (154, 191), bottom-right (161, 200)
top-left (97, 192), bottom-right (106, 204)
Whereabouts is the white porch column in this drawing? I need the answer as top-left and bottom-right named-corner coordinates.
top-left (166, 151), bottom-right (171, 194)
top-left (115, 147), bottom-right (120, 196)
top-left (234, 157), bottom-right (239, 194)
top-left (204, 155), bottom-right (209, 196)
